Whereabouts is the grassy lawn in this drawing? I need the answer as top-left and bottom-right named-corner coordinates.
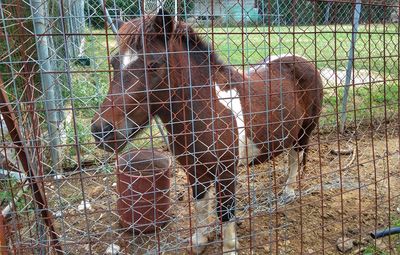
top-left (61, 23), bottom-right (399, 162)
top-left (205, 24), bottom-right (399, 77)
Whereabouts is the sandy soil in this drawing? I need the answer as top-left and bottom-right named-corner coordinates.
top-left (8, 121), bottom-right (398, 255)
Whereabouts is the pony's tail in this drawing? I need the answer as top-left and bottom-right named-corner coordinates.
top-left (281, 55), bottom-right (323, 154)
top-left (281, 55), bottom-right (323, 95)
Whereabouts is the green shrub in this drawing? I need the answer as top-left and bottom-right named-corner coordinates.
top-left (85, 0), bottom-right (141, 28)
top-left (85, 0), bottom-right (195, 28)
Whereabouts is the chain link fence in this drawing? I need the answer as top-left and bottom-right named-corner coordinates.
top-left (0, 0), bottom-right (399, 254)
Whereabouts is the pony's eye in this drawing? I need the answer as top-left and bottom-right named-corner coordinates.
top-left (147, 62), bottom-right (161, 70)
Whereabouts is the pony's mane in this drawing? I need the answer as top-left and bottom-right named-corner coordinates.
top-left (118, 17), bottom-right (149, 52)
top-left (118, 17), bottom-right (245, 86)
top-left (172, 23), bottom-right (245, 86)
top-left (172, 22), bottom-right (224, 68)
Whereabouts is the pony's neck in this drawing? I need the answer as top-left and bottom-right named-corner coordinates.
top-left (214, 65), bottom-right (247, 91)
top-left (167, 44), bottom-right (246, 91)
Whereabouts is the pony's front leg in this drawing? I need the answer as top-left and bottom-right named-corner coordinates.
top-left (222, 221), bottom-right (237, 255)
top-left (217, 175), bottom-right (239, 254)
top-left (189, 185), bottom-right (213, 254)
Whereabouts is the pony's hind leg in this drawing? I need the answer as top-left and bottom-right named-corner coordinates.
top-left (189, 184), bottom-right (213, 254)
top-left (216, 172), bottom-right (239, 254)
top-left (283, 148), bottom-right (305, 201)
top-left (282, 117), bottom-right (317, 201)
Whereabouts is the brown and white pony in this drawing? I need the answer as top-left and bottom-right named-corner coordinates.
top-left (91, 9), bottom-right (323, 254)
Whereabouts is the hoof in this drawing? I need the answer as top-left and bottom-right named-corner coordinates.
top-left (187, 235), bottom-right (208, 254)
top-left (187, 244), bottom-right (207, 255)
top-left (224, 251), bottom-right (238, 255)
top-left (223, 239), bottom-right (239, 255)
top-left (281, 188), bottom-right (296, 203)
top-left (223, 246), bottom-right (238, 255)
top-left (223, 248), bottom-right (238, 255)
top-left (222, 221), bottom-right (239, 254)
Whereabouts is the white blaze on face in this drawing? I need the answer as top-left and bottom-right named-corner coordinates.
top-left (121, 49), bottom-right (139, 68)
top-left (215, 84), bottom-right (260, 166)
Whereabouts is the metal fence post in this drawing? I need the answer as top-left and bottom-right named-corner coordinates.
top-left (67, 0), bottom-right (83, 58)
top-left (30, 0), bottom-right (63, 173)
top-left (0, 214), bottom-right (7, 255)
top-left (340, 0), bottom-right (362, 133)
top-left (174, 0), bottom-right (178, 22)
top-left (324, 1), bottom-right (332, 24)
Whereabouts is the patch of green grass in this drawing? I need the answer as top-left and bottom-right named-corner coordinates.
top-left (62, 33), bottom-right (111, 119)
top-left (0, 178), bottom-right (19, 205)
top-left (68, 193), bottom-right (84, 204)
top-left (363, 217), bottom-right (400, 255)
top-left (62, 117), bottom-right (97, 167)
top-left (66, 119), bottom-right (93, 157)
top-left (320, 81), bottom-right (399, 127)
top-left (124, 119), bottom-right (167, 150)
top-left (0, 178), bottom-right (31, 213)
top-left (205, 24), bottom-right (399, 78)
top-left (100, 164), bottom-right (114, 174)
top-left (363, 245), bottom-right (388, 255)
top-left (393, 218), bottom-right (400, 227)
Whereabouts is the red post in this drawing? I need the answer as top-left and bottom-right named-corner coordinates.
top-left (0, 214), bottom-right (8, 255)
top-left (0, 75), bottom-right (62, 253)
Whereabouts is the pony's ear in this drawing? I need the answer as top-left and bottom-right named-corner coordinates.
top-left (112, 19), bottom-right (125, 30)
top-left (152, 8), bottom-right (174, 40)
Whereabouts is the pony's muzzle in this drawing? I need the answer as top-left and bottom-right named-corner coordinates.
top-left (91, 118), bottom-right (143, 152)
top-left (91, 120), bottom-right (126, 152)
top-left (91, 120), bottom-right (113, 142)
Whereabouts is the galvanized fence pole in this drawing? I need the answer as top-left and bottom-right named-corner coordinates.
top-left (174, 0), bottom-right (178, 22)
top-left (340, 0), bottom-right (362, 133)
top-left (97, 0), bottom-right (118, 33)
top-left (67, 0), bottom-right (80, 58)
top-left (324, 1), bottom-right (332, 24)
top-left (30, 0), bottom-right (63, 173)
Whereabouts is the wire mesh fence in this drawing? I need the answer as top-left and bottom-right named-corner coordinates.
top-left (0, 0), bottom-right (399, 254)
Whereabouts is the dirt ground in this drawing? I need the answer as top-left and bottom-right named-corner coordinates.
top-left (16, 121), bottom-right (398, 254)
